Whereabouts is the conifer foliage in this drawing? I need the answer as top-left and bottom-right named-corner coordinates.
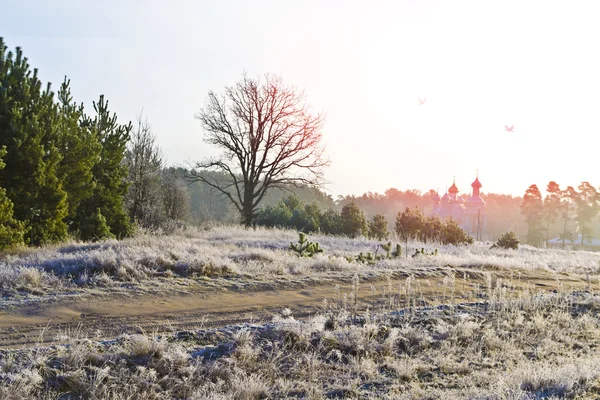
top-left (0, 39), bottom-right (68, 245)
top-left (0, 146), bottom-right (24, 249)
top-left (0, 38), bottom-right (133, 246)
top-left (340, 201), bottom-right (368, 238)
top-left (521, 184), bottom-right (544, 246)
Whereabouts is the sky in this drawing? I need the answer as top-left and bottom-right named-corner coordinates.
top-left (3, 0), bottom-right (600, 198)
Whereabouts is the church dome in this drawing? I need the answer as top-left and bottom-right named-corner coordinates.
top-left (471, 177), bottom-right (482, 189)
top-left (441, 192), bottom-right (449, 202)
top-left (448, 182), bottom-right (459, 194)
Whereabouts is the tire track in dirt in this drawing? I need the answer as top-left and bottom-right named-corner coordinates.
top-left (0, 271), bottom-right (593, 349)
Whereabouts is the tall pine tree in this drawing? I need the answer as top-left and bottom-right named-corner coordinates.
top-left (56, 77), bottom-right (102, 230)
top-left (0, 146), bottom-right (24, 249)
top-left (543, 181), bottom-right (562, 247)
top-left (0, 39), bottom-right (68, 245)
top-left (76, 95), bottom-right (132, 239)
top-left (573, 182), bottom-right (599, 246)
top-left (521, 184), bottom-right (544, 246)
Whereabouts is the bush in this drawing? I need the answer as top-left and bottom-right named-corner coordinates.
top-left (493, 231), bottom-right (519, 249)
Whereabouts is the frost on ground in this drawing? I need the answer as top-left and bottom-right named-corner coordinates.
top-left (2, 290), bottom-right (600, 399)
top-left (1, 225), bottom-right (600, 299)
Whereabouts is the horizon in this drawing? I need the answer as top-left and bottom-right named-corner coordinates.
top-left (4, 0), bottom-right (600, 198)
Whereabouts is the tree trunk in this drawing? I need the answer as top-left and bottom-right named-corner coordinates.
top-left (241, 186), bottom-right (255, 227)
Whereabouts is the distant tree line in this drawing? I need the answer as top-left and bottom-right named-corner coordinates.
top-left (521, 181), bottom-right (600, 248)
top-left (254, 195), bottom-right (474, 246)
top-left (336, 189), bottom-right (527, 241)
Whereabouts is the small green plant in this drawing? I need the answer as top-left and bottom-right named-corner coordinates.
top-left (289, 232), bottom-right (324, 257)
top-left (392, 243), bottom-right (402, 257)
top-left (380, 242), bottom-right (402, 258)
top-left (411, 247), bottom-right (438, 258)
top-left (356, 252), bottom-right (375, 264)
top-left (492, 231), bottom-right (519, 250)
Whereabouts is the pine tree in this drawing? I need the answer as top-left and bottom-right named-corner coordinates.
top-left (79, 208), bottom-right (114, 242)
top-left (395, 206), bottom-right (425, 249)
top-left (440, 217), bottom-right (474, 245)
top-left (319, 209), bottom-right (342, 235)
top-left (543, 181), bottom-right (562, 247)
top-left (0, 39), bottom-right (68, 245)
top-left (76, 95), bottom-right (133, 239)
top-left (521, 184), bottom-right (544, 246)
top-left (559, 186), bottom-right (577, 249)
top-left (56, 77), bottom-right (102, 230)
top-left (0, 146), bottom-right (24, 250)
top-left (572, 182), bottom-right (600, 247)
top-left (368, 213), bottom-right (389, 240)
top-left (340, 201), bottom-right (367, 238)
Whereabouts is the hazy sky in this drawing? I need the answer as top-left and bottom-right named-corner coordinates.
top-left (3, 0), bottom-right (600, 198)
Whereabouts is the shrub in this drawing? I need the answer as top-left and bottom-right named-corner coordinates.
top-left (493, 231), bottom-right (520, 249)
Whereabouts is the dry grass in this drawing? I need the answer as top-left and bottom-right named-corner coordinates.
top-left (2, 286), bottom-right (600, 399)
top-left (2, 225), bottom-right (600, 398)
top-left (1, 225), bottom-right (599, 299)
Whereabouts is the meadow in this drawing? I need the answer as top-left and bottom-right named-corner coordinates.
top-left (1, 225), bottom-right (600, 399)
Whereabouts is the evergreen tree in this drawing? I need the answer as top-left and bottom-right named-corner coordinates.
top-left (56, 77), bottom-right (102, 229)
top-left (290, 202), bottom-right (321, 233)
top-left (559, 186), bottom-right (577, 249)
top-left (0, 39), bottom-right (68, 245)
top-left (76, 95), bottom-right (132, 239)
top-left (0, 146), bottom-right (24, 250)
top-left (440, 217), bottom-right (474, 245)
top-left (368, 213), bottom-right (389, 240)
top-left (543, 181), bottom-right (562, 247)
top-left (80, 208), bottom-right (114, 242)
top-left (395, 206), bottom-right (426, 254)
top-left (255, 200), bottom-right (293, 228)
top-left (423, 215), bottom-right (443, 243)
top-left (340, 201), bottom-right (367, 238)
top-left (319, 209), bottom-right (342, 235)
top-left (572, 182), bottom-right (599, 246)
top-left (520, 184), bottom-right (544, 246)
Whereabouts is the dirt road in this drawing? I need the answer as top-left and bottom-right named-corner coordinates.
top-left (0, 269), bottom-right (592, 348)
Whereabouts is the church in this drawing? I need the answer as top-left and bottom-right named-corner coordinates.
top-left (431, 175), bottom-right (487, 240)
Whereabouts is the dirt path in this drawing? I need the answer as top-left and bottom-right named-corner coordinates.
top-left (0, 270), bottom-right (593, 349)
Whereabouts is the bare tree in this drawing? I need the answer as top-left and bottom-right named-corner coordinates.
top-left (191, 74), bottom-right (329, 226)
top-left (126, 114), bottom-right (164, 227)
top-left (161, 168), bottom-right (190, 222)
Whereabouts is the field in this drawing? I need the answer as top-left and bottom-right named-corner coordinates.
top-left (2, 226), bottom-right (600, 399)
